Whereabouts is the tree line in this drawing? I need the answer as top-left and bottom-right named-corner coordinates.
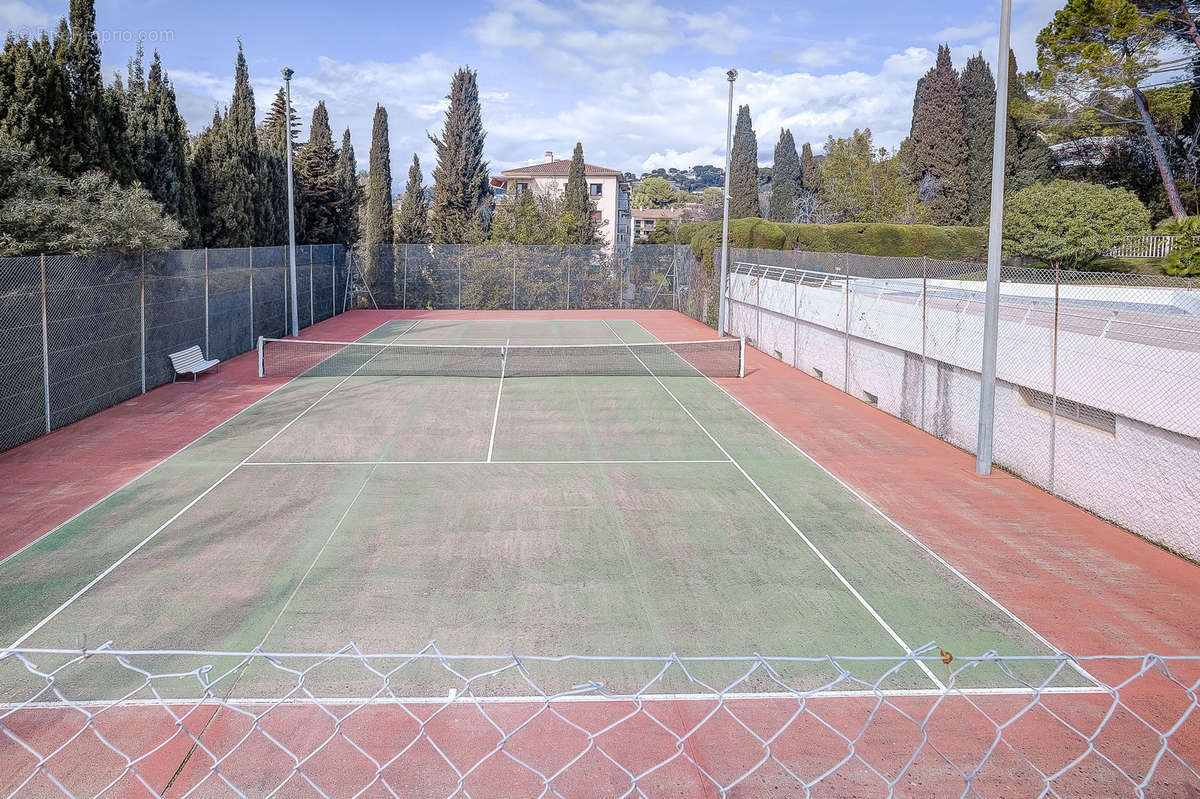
top-left (0, 0), bottom-right (361, 256)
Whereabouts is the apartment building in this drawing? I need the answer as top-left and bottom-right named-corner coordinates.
top-left (631, 207), bottom-right (684, 242)
top-left (494, 152), bottom-right (631, 252)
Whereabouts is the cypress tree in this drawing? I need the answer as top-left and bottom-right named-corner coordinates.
top-left (295, 101), bottom-right (339, 243)
top-left (800, 141), bottom-right (820, 193)
top-left (960, 53), bottom-right (996, 227)
top-left (395, 153), bottom-right (429, 244)
top-left (562, 141), bottom-right (599, 244)
top-left (335, 127), bottom-right (360, 247)
top-left (261, 86), bottom-right (299, 157)
top-left (365, 104), bottom-right (394, 305)
top-left (769, 129), bottom-right (801, 222)
top-left (159, 70), bottom-right (200, 242)
top-left (429, 66), bottom-right (491, 243)
top-left (65, 0), bottom-right (103, 173)
top-left (0, 30), bottom-right (73, 174)
top-left (729, 104), bottom-right (759, 218)
top-left (909, 45), bottom-right (968, 225)
top-left (1005, 50), bottom-right (1051, 192)
top-left (190, 109), bottom-right (222, 246)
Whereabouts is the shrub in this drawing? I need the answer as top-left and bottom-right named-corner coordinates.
top-left (1002, 180), bottom-right (1151, 270)
top-left (1156, 216), bottom-right (1200, 277)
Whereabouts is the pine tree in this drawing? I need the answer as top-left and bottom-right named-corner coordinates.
top-left (395, 153), bottom-right (429, 243)
top-left (800, 141), bottom-right (820, 193)
top-left (729, 104), bottom-right (760, 218)
top-left (429, 67), bottom-right (491, 243)
top-left (769, 129), bottom-right (801, 222)
top-left (960, 53), bottom-right (996, 227)
top-left (295, 101), bottom-right (339, 243)
top-left (909, 45), bottom-right (968, 225)
top-left (335, 128), bottom-right (360, 247)
top-left (365, 104), bottom-right (394, 305)
top-left (562, 141), bottom-right (600, 244)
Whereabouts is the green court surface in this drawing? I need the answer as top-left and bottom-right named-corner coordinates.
top-left (0, 318), bottom-right (1091, 699)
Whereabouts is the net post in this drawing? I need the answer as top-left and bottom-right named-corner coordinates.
top-left (257, 336), bottom-right (265, 378)
top-left (739, 336), bottom-right (746, 378)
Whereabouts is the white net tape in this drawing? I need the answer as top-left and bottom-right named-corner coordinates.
top-left (1, 643), bottom-right (1196, 797)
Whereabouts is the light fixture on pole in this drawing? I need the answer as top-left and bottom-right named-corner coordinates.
top-left (282, 66), bottom-right (300, 338)
top-left (718, 68), bottom-right (737, 338)
top-left (975, 0), bottom-right (1012, 475)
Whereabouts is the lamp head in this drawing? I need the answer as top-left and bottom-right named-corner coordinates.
top-left (726, 69), bottom-right (738, 82)
top-left (281, 67), bottom-right (295, 81)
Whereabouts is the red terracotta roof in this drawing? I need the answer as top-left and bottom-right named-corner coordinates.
top-left (500, 160), bottom-right (623, 177)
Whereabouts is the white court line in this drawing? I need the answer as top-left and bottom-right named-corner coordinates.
top-left (0, 683), bottom-right (1107, 712)
top-left (603, 320), bottom-right (946, 691)
top-left (634, 321), bottom-right (1101, 690)
top-left (239, 459), bottom-right (733, 467)
top-left (486, 338), bottom-right (509, 462)
top-left (5, 320), bottom-right (421, 653)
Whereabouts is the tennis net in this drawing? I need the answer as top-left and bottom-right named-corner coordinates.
top-left (258, 336), bottom-right (744, 379)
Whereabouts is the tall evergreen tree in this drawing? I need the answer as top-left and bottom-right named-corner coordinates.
top-left (729, 104), bottom-right (760, 218)
top-left (335, 128), bottom-right (360, 247)
top-left (909, 45), bottom-right (969, 225)
top-left (769, 129), bottom-right (801, 222)
top-left (260, 86), bottom-right (299, 157)
top-left (193, 43), bottom-right (260, 247)
top-left (65, 0), bottom-right (103, 172)
top-left (960, 53), bottom-right (996, 227)
top-left (1005, 51), bottom-right (1052, 192)
top-left (365, 104), bottom-right (394, 305)
top-left (395, 153), bottom-right (429, 244)
top-left (295, 101), bottom-right (339, 243)
top-left (0, 30), bottom-right (73, 174)
top-left (429, 67), bottom-right (491, 243)
top-left (562, 141), bottom-right (600, 244)
top-left (800, 141), bottom-right (820, 193)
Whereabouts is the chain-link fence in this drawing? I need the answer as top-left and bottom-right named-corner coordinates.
top-left (722, 250), bottom-right (1200, 563)
top-left (0, 245), bottom-right (345, 454)
top-left (350, 244), bottom-right (690, 312)
top-left (0, 643), bottom-right (1195, 797)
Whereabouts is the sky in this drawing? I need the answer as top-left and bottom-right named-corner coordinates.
top-left (1, 0), bottom-right (1066, 186)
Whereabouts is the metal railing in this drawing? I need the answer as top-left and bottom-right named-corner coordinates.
top-left (723, 250), bottom-right (1200, 563)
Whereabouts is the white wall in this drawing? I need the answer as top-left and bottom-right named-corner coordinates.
top-left (727, 273), bottom-right (1200, 562)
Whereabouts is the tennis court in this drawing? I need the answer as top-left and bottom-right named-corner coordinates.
top-left (0, 316), bottom-right (1092, 705)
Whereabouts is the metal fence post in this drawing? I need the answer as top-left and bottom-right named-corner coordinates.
top-left (458, 259), bottom-right (463, 310)
top-left (204, 248), bottom-right (210, 357)
top-left (331, 246), bottom-right (336, 318)
top-left (39, 254), bottom-right (50, 434)
top-left (1049, 263), bottom-right (1061, 494)
top-left (566, 259), bottom-right (571, 310)
top-left (402, 244), bottom-right (408, 310)
top-left (513, 259), bottom-right (518, 310)
top-left (921, 255), bottom-right (928, 431)
top-left (140, 250), bottom-right (146, 394)
top-left (843, 253), bottom-right (850, 393)
top-left (792, 274), bottom-right (799, 372)
top-left (282, 246), bottom-right (288, 337)
top-left (248, 247), bottom-right (255, 349)
top-left (756, 270), bottom-right (762, 349)
top-left (309, 244), bottom-right (315, 327)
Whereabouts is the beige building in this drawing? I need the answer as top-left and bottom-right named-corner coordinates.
top-left (496, 152), bottom-right (631, 252)
top-left (631, 207), bottom-right (684, 241)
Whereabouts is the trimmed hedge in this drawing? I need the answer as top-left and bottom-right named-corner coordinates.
top-left (677, 219), bottom-right (988, 266)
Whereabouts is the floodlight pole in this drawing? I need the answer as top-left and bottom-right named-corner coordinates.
top-left (718, 68), bottom-right (737, 337)
top-left (976, 0), bottom-right (1012, 475)
top-left (282, 67), bottom-right (300, 338)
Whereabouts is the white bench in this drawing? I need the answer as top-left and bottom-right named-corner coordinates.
top-left (168, 346), bottom-right (220, 382)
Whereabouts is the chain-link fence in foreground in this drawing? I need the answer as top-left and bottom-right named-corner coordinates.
top-left (723, 250), bottom-right (1200, 564)
top-left (0, 245), bottom-right (344, 454)
top-left (0, 644), bottom-right (1196, 797)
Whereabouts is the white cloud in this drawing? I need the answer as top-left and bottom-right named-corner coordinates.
top-left (930, 21), bottom-right (995, 42)
top-left (0, 0), bottom-right (48, 30)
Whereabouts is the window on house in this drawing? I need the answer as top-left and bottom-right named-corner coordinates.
top-left (589, 183), bottom-right (602, 196)
top-left (591, 210), bottom-right (602, 221)
top-left (516, 182), bottom-right (529, 195)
